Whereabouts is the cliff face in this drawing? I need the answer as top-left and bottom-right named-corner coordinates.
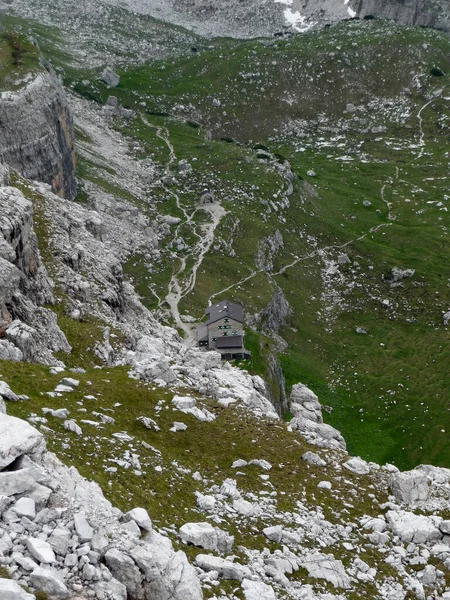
top-left (0, 183), bottom-right (71, 364)
top-left (0, 70), bottom-right (76, 200)
top-left (354, 0), bottom-right (450, 31)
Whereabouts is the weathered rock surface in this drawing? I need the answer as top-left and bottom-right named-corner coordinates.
top-left (179, 522), bottom-right (234, 553)
top-left (0, 186), bottom-right (71, 364)
top-left (390, 469), bottom-right (429, 504)
top-left (0, 72), bottom-right (76, 199)
top-left (0, 578), bottom-right (35, 600)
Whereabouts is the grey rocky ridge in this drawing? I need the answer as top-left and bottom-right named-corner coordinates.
top-left (0, 1), bottom-right (449, 600)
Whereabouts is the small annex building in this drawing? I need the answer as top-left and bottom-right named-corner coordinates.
top-left (197, 299), bottom-right (249, 360)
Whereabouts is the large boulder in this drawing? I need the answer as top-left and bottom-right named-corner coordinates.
top-left (0, 578), bottom-right (35, 600)
top-left (179, 522), bottom-right (234, 554)
top-left (0, 414), bottom-right (45, 470)
top-left (390, 470), bottom-right (429, 503)
top-left (105, 548), bottom-right (143, 598)
top-left (290, 383), bottom-right (322, 423)
top-left (29, 567), bottom-right (70, 599)
top-left (196, 554), bottom-right (251, 581)
top-left (300, 553), bottom-right (351, 589)
top-left (386, 510), bottom-right (442, 544)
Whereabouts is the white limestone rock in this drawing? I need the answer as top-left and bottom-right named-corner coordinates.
top-left (123, 507), bottom-right (152, 532)
top-left (0, 578), bottom-right (35, 600)
top-left (74, 511), bottom-right (94, 543)
top-left (0, 468), bottom-right (42, 497)
top-left (302, 451), bottom-right (327, 467)
top-left (249, 459), bottom-right (272, 470)
top-left (30, 567), bottom-right (70, 599)
top-left (390, 470), bottom-right (429, 503)
top-left (12, 496), bottom-right (36, 519)
top-left (179, 522), bottom-right (234, 553)
top-left (263, 525), bottom-right (283, 543)
top-left (290, 382), bottom-right (322, 423)
top-left (0, 381), bottom-right (19, 402)
top-left (196, 554), bottom-right (251, 581)
top-left (386, 510), bottom-right (442, 544)
top-left (0, 413), bottom-right (45, 469)
top-left (301, 553), bottom-right (351, 589)
top-left (59, 377), bottom-right (79, 388)
top-left (343, 457), bottom-right (370, 475)
top-left (48, 528), bottom-right (71, 556)
top-left (26, 537), bottom-right (56, 563)
top-left (104, 548), bottom-right (142, 598)
top-left (242, 578), bottom-right (276, 600)
top-left (63, 419), bottom-right (82, 436)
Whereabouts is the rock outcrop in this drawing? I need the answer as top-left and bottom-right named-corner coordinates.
top-left (0, 71), bottom-right (76, 199)
top-left (0, 185), bottom-right (71, 364)
top-left (0, 409), bottom-right (202, 600)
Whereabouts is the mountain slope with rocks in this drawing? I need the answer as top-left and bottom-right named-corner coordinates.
top-left (0, 5), bottom-right (449, 600)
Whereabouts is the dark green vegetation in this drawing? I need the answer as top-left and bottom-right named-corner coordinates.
top-left (3, 15), bottom-right (450, 470)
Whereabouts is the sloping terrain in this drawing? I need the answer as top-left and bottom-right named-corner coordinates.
top-left (0, 5), bottom-right (449, 600)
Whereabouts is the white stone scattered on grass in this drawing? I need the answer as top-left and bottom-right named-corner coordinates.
top-left (343, 457), bottom-right (370, 475)
top-left (301, 553), bottom-right (351, 589)
top-left (318, 481), bottom-right (332, 490)
top-left (232, 459), bottom-right (248, 469)
top-left (179, 522), bottom-right (233, 554)
top-left (195, 554), bottom-right (251, 581)
top-left (170, 422), bottom-right (187, 432)
top-left (63, 420), bottom-right (82, 436)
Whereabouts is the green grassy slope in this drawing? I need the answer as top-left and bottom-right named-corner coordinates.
top-left (3, 16), bottom-right (450, 470)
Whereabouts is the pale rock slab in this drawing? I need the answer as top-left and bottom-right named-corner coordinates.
top-left (263, 525), bottom-right (283, 543)
top-left (95, 578), bottom-right (127, 600)
top-left (123, 507), bottom-right (152, 532)
top-left (12, 496), bottom-right (36, 519)
top-left (30, 567), bottom-right (70, 599)
top-left (48, 528), bottom-right (71, 556)
top-left (302, 451), bottom-right (326, 467)
top-left (386, 510), bottom-right (442, 544)
top-left (290, 382), bottom-right (322, 423)
top-left (26, 537), bottom-right (56, 563)
top-left (343, 457), bottom-right (370, 475)
top-left (301, 553), bottom-right (351, 589)
top-left (242, 578), bottom-right (276, 600)
top-left (0, 413), bottom-right (44, 469)
top-left (0, 467), bottom-right (40, 496)
top-left (0, 578), bottom-right (35, 600)
top-left (0, 381), bottom-right (19, 402)
top-left (196, 554), bottom-right (251, 581)
top-left (179, 522), bottom-right (234, 553)
top-left (390, 470), bottom-right (429, 503)
top-left (105, 548), bottom-right (143, 598)
top-left (63, 419), bottom-right (82, 436)
top-left (74, 511), bottom-right (94, 543)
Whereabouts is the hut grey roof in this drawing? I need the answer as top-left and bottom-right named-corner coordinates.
top-left (205, 300), bottom-right (243, 324)
top-left (216, 335), bottom-right (243, 349)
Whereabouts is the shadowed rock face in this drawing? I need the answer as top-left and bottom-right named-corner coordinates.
top-left (353, 0), bottom-right (450, 31)
top-left (0, 70), bottom-right (76, 199)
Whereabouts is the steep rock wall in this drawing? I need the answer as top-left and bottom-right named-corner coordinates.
top-left (354, 0), bottom-right (450, 31)
top-left (0, 70), bottom-right (76, 200)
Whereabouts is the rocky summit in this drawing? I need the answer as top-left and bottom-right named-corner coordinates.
top-left (0, 1), bottom-right (449, 599)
